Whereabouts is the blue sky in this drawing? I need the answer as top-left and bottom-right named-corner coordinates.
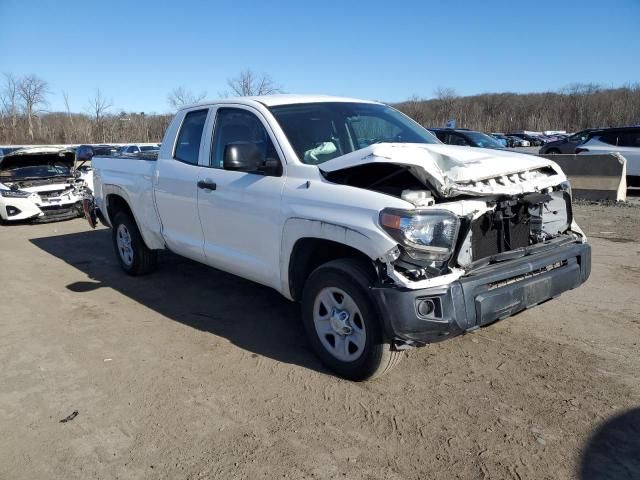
top-left (1, 0), bottom-right (639, 114)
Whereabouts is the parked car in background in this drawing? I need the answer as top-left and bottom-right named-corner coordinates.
top-left (428, 128), bottom-right (505, 149)
top-left (0, 147), bottom-right (91, 223)
top-left (489, 133), bottom-right (512, 147)
top-left (507, 136), bottom-right (530, 147)
top-left (88, 144), bottom-right (120, 156)
top-left (576, 127), bottom-right (640, 186)
top-left (118, 143), bottom-right (161, 155)
top-left (508, 133), bottom-right (543, 146)
top-left (539, 129), bottom-right (595, 154)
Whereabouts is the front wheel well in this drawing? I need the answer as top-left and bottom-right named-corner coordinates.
top-left (288, 238), bottom-right (377, 301)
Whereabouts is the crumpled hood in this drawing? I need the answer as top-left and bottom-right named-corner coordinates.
top-left (319, 143), bottom-right (566, 197)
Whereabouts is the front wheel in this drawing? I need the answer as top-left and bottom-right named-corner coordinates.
top-left (301, 259), bottom-right (403, 381)
top-left (111, 211), bottom-right (157, 275)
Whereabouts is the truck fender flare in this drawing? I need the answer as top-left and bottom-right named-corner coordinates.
top-left (279, 217), bottom-right (376, 300)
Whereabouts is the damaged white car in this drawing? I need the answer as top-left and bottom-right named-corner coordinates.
top-left (85, 95), bottom-right (591, 380)
top-left (0, 147), bottom-right (91, 223)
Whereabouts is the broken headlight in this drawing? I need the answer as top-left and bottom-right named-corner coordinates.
top-left (559, 180), bottom-right (572, 198)
top-left (379, 209), bottom-right (460, 261)
top-left (0, 189), bottom-right (31, 198)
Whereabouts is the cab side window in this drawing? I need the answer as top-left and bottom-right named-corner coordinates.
top-left (210, 108), bottom-right (281, 172)
top-left (174, 109), bottom-right (208, 165)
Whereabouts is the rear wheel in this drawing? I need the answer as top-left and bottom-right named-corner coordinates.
top-left (111, 211), bottom-right (157, 275)
top-left (301, 259), bottom-right (402, 381)
top-left (546, 148), bottom-right (561, 154)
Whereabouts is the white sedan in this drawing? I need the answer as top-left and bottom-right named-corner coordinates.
top-left (0, 147), bottom-right (91, 223)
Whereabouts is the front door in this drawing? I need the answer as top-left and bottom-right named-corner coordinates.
top-left (196, 106), bottom-right (286, 289)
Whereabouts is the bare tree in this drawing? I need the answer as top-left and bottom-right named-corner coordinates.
top-left (433, 87), bottom-right (459, 126)
top-left (87, 89), bottom-right (113, 142)
top-left (17, 74), bottom-right (49, 142)
top-left (0, 73), bottom-right (20, 143)
top-left (62, 91), bottom-right (75, 135)
top-left (167, 86), bottom-right (207, 109)
top-left (226, 69), bottom-right (282, 96)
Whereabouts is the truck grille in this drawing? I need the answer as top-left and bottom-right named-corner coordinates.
top-left (471, 203), bottom-right (529, 261)
top-left (468, 191), bottom-right (571, 262)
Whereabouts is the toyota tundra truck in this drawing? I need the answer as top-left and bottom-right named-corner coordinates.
top-left (83, 95), bottom-right (591, 380)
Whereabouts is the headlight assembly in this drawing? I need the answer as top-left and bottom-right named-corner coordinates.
top-left (559, 180), bottom-right (572, 198)
top-left (379, 208), bottom-right (460, 261)
top-left (0, 189), bottom-right (31, 198)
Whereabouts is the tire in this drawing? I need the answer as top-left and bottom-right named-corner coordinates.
top-left (111, 211), bottom-right (157, 275)
top-left (301, 258), bottom-right (403, 381)
top-left (546, 148), bottom-right (561, 154)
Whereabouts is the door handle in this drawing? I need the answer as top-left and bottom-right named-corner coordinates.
top-left (197, 180), bottom-right (217, 190)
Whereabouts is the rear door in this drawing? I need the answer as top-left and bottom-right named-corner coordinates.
top-left (154, 108), bottom-right (210, 262)
top-left (196, 106), bottom-right (286, 289)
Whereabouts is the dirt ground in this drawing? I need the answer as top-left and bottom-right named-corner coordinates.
top-left (1, 203), bottom-right (639, 480)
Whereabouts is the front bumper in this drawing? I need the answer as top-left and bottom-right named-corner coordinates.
top-left (372, 241), bottom-right (591, 344)
top-left (0, 196), bottom-right (83, 222)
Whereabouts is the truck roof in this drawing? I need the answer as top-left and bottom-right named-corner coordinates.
top-left (181, 94), bottom-right (381, 110)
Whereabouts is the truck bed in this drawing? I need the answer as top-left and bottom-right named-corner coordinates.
top-left (91, 154), bottom-right (163, 249)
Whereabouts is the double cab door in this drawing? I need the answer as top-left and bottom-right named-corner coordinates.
top-left (154, 105), bottom-right (286, 290)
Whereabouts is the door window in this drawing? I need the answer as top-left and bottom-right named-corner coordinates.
top-left (174, 109), bottom-right (208, 165)
top-left (446, 133), bottom-right (469, 146)
top-left (570, 131), bottom-right (590, 144)
top-left (598, 132), bottom-right (620, 146)
top-left (210, 108), bottom-right (280, 171)
top-left (619, 131), bottom-right (640, 148)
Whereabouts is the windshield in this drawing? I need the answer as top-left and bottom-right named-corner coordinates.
top-left (0, 162), bottom-right (72, 179)
top-left (464, 131), bottom-right (504, 149)
top-left (140, 146), bottom-right (159, 152)
top-left (269, 102), bottom-right (440, 165)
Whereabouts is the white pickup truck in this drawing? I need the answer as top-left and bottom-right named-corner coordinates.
top-left (84, 95), bottom-right (591, 380)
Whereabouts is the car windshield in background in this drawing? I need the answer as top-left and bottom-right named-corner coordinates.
top-left (269, 102), bottom-right (439, 165)
top-left (0, 163), bottom-right (72, 179)
top-left (465, 131), bottom-right (504, 148)
top-left (140, 146), bottom-right (159, 152)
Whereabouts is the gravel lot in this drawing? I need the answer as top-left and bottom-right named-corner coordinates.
top-left (1, 204), bottom-right (639, 480)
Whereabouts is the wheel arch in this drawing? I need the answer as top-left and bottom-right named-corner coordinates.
top-left (285, 236), bottom-right (379, 302)
top-left (104, 192), bottom-right (163, 250)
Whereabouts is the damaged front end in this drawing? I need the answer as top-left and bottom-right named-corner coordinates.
top-left (321, 143), bottom-right (591, 347)
top-left (0, 148), bottom-right (91, 223)
top-left (370, 183), bottom-right (590, 347)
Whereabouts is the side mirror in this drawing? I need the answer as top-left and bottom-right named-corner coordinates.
top-left (76, 145), bottom-right (94, 162)
top-left (223, 142), bottom-right (264, 172)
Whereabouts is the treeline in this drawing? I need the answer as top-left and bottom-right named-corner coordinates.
top-left (394, 84), bottom-right (640, 133)
top-left (2, 72), bottom-right (639, 145)
top-left (0, 70), bottom-right (280, 145)
top-left (0, 110), bottom-right (172, 145)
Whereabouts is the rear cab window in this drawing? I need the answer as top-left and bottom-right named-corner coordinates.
top-left (174, 109), bottom-right (209, 165)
